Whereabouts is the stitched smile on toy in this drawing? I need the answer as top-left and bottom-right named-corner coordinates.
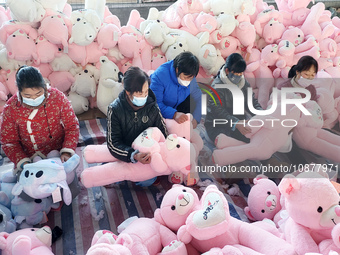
top-left (332, 219), bottom-right (337, 225)
top-left (179, 194), bottom-right (190, 207)
top-left (193, 192), bottom-right (226, 228)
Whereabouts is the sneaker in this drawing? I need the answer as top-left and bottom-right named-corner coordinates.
top-left (168, 172), bottom-right (184, 184)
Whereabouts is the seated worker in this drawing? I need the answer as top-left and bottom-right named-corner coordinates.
top-left (150, 51), bottom-right (202, 129)
top-left (107, 66), bottom-right (168, 186)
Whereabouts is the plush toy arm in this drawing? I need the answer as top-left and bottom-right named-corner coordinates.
top-left (12, 235), bottom-right (32, 255)
top-left (177, 225), bottom-right (193, 244)
top-left (59, 181), bottom-right (72, 205)
top-left (100, 78), bottom-right (121, 88)
top-left (83, 144), bottom-right (119, 164)
top-left (150, 153), bottom-right (169, 173)
top-left (11, 183), bottom-right (23, 196)
top-left (30, 246), bottom-right (54, 255)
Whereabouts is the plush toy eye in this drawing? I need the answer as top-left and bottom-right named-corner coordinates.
top-left (221, 12), bottom-right (224, 14)
top-left (77, 18), bottom-right (80, 21)
top-left (173, 47), bottom-right (176, 49)
top-left (36, 171), bottom-right (43, 178)
top-left (267, 191), bottom-right (271, 195)
top-left (179, 43), bottom-right (183, 47)
top-left (31, 229), bottom-right (35, 231)
top-left (25, 170), bottom-right (29, 178)
top-left (35, 199), bottom-right (42, 203)
top-left (176, 144), bottom-right (180, 148)
top-left (261, 209), bottom-right (265, 213)
top-left (0, 214), bottom-right (3, 223)
top-left (182, 189), bottom-right (186, 192)
top-left (83, 22), bottom-right (86, 24)
top-left (157, 20), bottom-right (160, 23)
top-left (84, 70), bottom-right (88, 73)
top-left (317, 206), bottom-right (323, 213)
top-left (171, 205), bottom-right (176, 210)
top-left (183, 137), bottom-right (186, 139)
top-left (13, 35), bottom-right (16, 37)
top-left (270, 24), bottom-right (272, 26)
top-left (338, 201), bottom-right (340, 205)
top-left (298, 35), bottom-right (301, 37)
top-left (35, 42), bottom-right (38, 45)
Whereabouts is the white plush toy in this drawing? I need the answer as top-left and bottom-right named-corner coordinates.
top-left (37, 0), bottom-right (68, 12)
top-left (71, 65), bottom-right (98, 98)
top-left (67, 91), bottom-right (89, 115)
top-left (69, 9), bottom-right (102, 46)
top-left (85, 0), bottom-right (106, 22)
top-left (203, 0), bottom-right (234, 16)
top-left (50, 53), bottom-right (82, 76)
top-left (7, 0), bottom-right (46, 23)
top-left (198, 44), bottom-right (225, 76)
top-left (216, 14), bottom-right (239, 37)
top-left (0, 48), bottom-right (26, 71)
top-left (97, 56), bottom-right (123, 116)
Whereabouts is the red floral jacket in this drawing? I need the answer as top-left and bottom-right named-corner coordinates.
top-left (0, 87), bottom-right (79, 171)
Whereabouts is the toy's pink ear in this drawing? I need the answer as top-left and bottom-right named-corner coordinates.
top-left (244, 207), bottom-right (256, 221)
top-left (278, 174), bottom-right (300, 197)
top-left (253, 174), bottom-right (268, 184)
top-left (116, 233), bottom-right (133, 249)
top-left (154, 208), bottom-right (166, 225)
top-left (0, 232), bottom-right (9, 249)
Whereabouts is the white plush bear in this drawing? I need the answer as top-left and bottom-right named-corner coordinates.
top-left (97, 56), bottom-right (123, 116)
top-left (198, 44), bottom-right (225, 76)
top-left (69, 9), bottom-right (101, 46)
top-left (70, 65), bottom-right (98, 98)
top-left (67, 91), bottom-right (89, 115)
top-left (50, 53), bottom-right (82, 76)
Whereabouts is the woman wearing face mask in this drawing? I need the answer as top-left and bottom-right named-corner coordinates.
top-left (107, 66), bottom-right (168, 186)
top-left (0, 66), bottom-right (79, 176)
top-left (205, 53), bottom-right (262, 144)
top-left (150, 51), bottom-right (202, 129)
top-left (279, 55), bottom-right (318, 101)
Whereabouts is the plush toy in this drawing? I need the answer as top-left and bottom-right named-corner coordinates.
top-left (154, 184), bottom-right (200, 233)
top-left (292, 100), bottom-right (340, 163)
top-left (232, 14), bottom-right (256, 53)
top-left (0, 81), bottom-right (8, 113)
top-left (151, 47), bottom-right (167, 71)
top-left (244, 175), bottom-right (282, 224)
top-left (7, 0), bottom-right (45, 23)
top-left (11, 196), bottom-right (60, 226)
top-left (254, 9), bottom-right (283, 37)
top-left (275, 0), bottom-right (313, 12)
top-left (71, 67), bottom-right (97, 98)
top-left (39, 0), bottom-right (68, 12)
top-left (203, 0), bottom-right (233, 16)
top-left (0, 226), bottom-right (53, 255)
top-left (50, 53), bottom-right (82, 76)
top-left (0, 48), bottom-right (26, 71)
top-left (216, 36), bottom-right (240, 59)
top-left (162, 36), bottom-right (188, 61)
top-left (0, 20), bottom-right (38, 45)
top-left (97, 23), bottom-right (121, 50)
top-left (0, 171), bottom-right (16, 209)
top-left (97, 56), bottom-right (123, 116)
top-left (34, 35), bottom-right (62, 65)
top-left (0, 204), bottom-right (16, 233)
top-left (114, 217), bottom-right (187, 255)
top-left (198, 44), bottom-right (225, 76)
top-left (86, 229), bottom-right (132, 255)
top-left (319, 38), bottom-right (337, 58)
top-left (177, 184), bottom-right (296, 254)
top-left (67, 91), bottom-right (89, 115)
top-left (69, 9), bottom-right (101, 46)
top-left (0, 6), bottom-right (10, 27)
top-left (30, 62), bottom-right (53, 79)
top-left (280, 26), bottom-right (304, 46)
top-left (48, 71), bottom-right (76, 93)
top-left (212, 91), bottom-right (300, 166)
top-left (67, 43), bottom-right (87, 66)
top-left (278, 170), bottom-right (340, 254)
top-left (38, 12), bottom-right (72, 53)
top-left (3, 69), bottom-right (18, 96)
top-left (81, 128), bottom-right (195, 188)
top-left (11, 154), bottom-right (80, 206)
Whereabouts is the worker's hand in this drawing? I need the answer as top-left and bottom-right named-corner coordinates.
top-left (236, 120), bottom-right (252, 136)
top-left (134, 152), bottom-right (151, 164)
top-left (60, 152), bottom-right (71, 163)
top-left (174, 112), bottom-right (189, 124)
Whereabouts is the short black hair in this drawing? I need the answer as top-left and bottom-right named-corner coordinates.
top-left (123, 66), bottom-right (150, 94)
top-left (288, 55), bottom-right (318, 78)
top-left (225, 53), bottom-right (246, 73)
top-left (173, 52), bottom-right (199, 77)
top-left (16, 66), bottom-right (46, 92)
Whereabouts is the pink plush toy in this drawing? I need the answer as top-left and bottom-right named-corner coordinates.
top-left (232, 14), bottom-right (256, 53)
top-left (85, 41), bottom-right (109, 64)
top-left (6, 29), bottom-right (38, 62)
top-left (254, 9), bottom-right (283, 38)
top-left (278, 170), bottom-right (340, 254)
top-left (0, 81), bottom-right (8, 113)
top-left (31, 62), bottom-right (53, 79)
top-left (81, 128), bottom-right (195, 188)
top-left (48, 71), bottom-right (76, 93)
top-left (38, 12), bottom-right (72, 53)
top-left (86, 230), bottom-right (132, 255)
top-left (280, 8), bottom-right (311, 27)
top-left (67, 43), bottom-right (87, 66)
top-left (244, 175), bottom-right (282, 224)
top-left (115, 217), bottom-right (188, 255)
top-left (262, 18), bottom-right (285, 44)
top-left (216, 36), bottom-right (240, 59)
top-left (3, 69), bottom-right (18, 96)
top-left (34, 35), bottom-right (62, 65)
top-left (319, 38), bottom-right (337, 58)
top-left (292, 100), bottom-right (340, 163)
top-left (212, 91), bottom-right (300, 166)
top-left (97, 23), bottom-right (121, 50)
top-left (0, 20), bottom-right (38, 45)
top-left (181, 12), bottom-right (217, 36)
top-left (0, 226), bottom-right (53, 255)
top-left (280, 26), bottom-right (305, 46)
top-left (151, 47), bottom-right (167, 71)
top-left (177, 184), bottom-right (296, 254)
top-left (275, 0), bottom-right (313, 12)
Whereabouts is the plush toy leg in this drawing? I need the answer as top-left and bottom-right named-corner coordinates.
top-left (12, 235), bottom-right (33, 255)
top-left (215, 134), bottom-right (246, 149)
top-left (30, 246), bottom-right (54, 255)
top-left (318, 221), bottom-right (340, 254)
top-left (83, 145), bottom-right (119, 164)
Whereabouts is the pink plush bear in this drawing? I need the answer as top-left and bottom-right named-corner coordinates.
top-left (0, 226), bottom-right (53, 255)
top-left (278, 170), bottom-right (340, 255)
top-left (81, 128), bottom-right (195, 188)
top-left (6, 29), bottom-right (38, 62)
top-left (67, 43), bottom-right (87, 66)
top-left (244, 175), bottom-right (282, 224)
top-left (254, 9), bottom-right (283, 38)
top-left (292, 100), bottom-right (340, 163)
top-left (177, 185), bottom-right (296, 254)
top-left (48, 71), bottom-right (76, 93)
top-left (212, 90), bottom-right (300, 166)
top-left (151, 48), bottom-right (167, 71)
top-left (280, 26), bottom-right (305, 46)
top-left (232, 14), bottom-right (256, 53)
top-left (97, 23), bottom-right (121, 50)
top-left (262, 18), bottom-right (285, 44)
top-left (34, 35), bottom-right (62, 65)
top-left (0, 20), bottom-right (38, 45)
top-left (275, 0), bottom-right (313, 12)
top-left (215, 35), bottom-right (240, 59)
top-left (85, 41), bottom-right (109, 64)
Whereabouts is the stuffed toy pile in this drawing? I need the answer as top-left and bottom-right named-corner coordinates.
top-left (0, 0), bottom-right (338, 127)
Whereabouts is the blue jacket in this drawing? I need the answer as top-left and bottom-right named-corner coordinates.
top-left (150, 60), bottom-right (202, 122)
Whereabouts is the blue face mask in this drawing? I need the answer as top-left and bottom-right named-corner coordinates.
top-left (131, 95), bottom-right (148, 107)
top-left (22, 93), bottom-right (45, 107)
top-left (228, 72), bottom-right (242, 85)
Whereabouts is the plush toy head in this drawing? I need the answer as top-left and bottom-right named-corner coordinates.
top-left (281, 26), bottom-right (304, 46)
top-left (71, 68), bottom-right (97, 98)
top-left (244, 175), bottom-right (282, 221)
top-left (0, 226), bottom-right (52, 254)
top-left (67, 91), bottom-right (89, 115)
top-left (34, 35), bottom-right (61, 65)
top-left (6, 29), bottom-right (38, 62)
top-left (262, 18), bottom-right (285, 44)
top-left (154, 184), bottom-right (200, 232)
top-left (48, 71), bottom-right (76, 92)
top-left (132, 127), bottom-right (165, 154)
top-left (164, 37), bottom-right (188, 61)
top-left (279, 170), bottom-right (340, 230)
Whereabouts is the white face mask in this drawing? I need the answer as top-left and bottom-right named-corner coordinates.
top-left (298, 76), bottom-right (314, 88)
top-left (177, 77), bottom-right (191, 87)
top-left (22, 93), bottom-right (45, 107)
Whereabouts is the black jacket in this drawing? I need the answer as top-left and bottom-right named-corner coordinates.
top-left (107, 89), bottom-right (168, 162)
top-left (205, 74), bottom-right (262, 139)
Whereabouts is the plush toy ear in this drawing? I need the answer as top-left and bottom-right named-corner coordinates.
top-left (11, 183), bottom-right (23, 196)
top-left (278, 174), bottom-right (300, 197)
top-left (116, 233), bottom-right (133, 249)
top-left (253, 174), bottom-right (268, 184)
top-left (244, 206), bottom-right (256, 221)
top-left (0, 232), bottom-right (9, 249)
